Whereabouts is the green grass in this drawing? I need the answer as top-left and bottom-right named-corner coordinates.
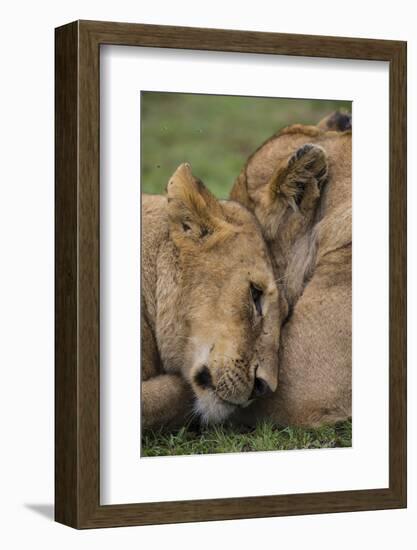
top-left (141, 92), bottom-right (351, 198)
top-left (141, 92), bottom-right (352, 456)
top-left (142, 419), bottom-right (352, 457)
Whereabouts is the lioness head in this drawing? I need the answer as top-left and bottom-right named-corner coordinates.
top-left (230, 112), bottom-right (351, 304)
top-left (230, 127), bottom-right (329, 247)
top-left (166, 163), bottom-right (285, 423)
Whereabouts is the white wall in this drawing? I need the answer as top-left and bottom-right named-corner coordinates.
top-left (0, 0), bottom-right (415, 547)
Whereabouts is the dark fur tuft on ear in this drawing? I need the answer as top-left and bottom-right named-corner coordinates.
top-left (318, 111), bottom-right (352, 132)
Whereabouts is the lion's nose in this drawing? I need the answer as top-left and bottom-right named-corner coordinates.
top-left (194, 365), bottom-right (213, 389)
top-left (251, 376), bottom-right (273, 398)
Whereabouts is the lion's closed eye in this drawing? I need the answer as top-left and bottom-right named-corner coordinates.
top-left (250, 283), bottom-right (263, 316)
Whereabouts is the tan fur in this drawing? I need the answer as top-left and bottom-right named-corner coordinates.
top-left (230, 115), bottom-right (352, 427)
top-left (142, 163), bottom-right (285, 428)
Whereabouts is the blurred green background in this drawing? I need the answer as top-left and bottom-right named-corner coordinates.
top-left (141, 92), bottom-right (351, 198)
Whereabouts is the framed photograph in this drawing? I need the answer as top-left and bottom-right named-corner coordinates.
top-left (55, 20), bottom-right (406, 528)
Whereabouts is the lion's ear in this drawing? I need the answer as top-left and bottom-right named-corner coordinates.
top-left (166, 163), bottom-right (226, 247)
top-left (268, 143), bottom-right (327, 213)
top-left (318, 111), bottom-right (352, 132)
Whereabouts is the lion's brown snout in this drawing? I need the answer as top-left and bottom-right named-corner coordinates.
top-left (194, 363), bottom-right (273, 403)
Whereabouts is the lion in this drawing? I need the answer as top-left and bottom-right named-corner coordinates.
top-left (230, 111), bottom-right (352, 427)
top-left (141, 163), bottom-right (287, 429)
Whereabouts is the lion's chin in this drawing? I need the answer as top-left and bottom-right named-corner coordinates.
top-left (194, 393), bottom-right (235, 425)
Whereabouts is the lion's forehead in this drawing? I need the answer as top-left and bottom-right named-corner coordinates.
top-left (210, 228), bottom-right (270, 264)
top-left (221, 199), bottom-right (260, 226)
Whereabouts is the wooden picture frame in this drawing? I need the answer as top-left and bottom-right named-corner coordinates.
top-left (55, 20), bottom-right (407, 528)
